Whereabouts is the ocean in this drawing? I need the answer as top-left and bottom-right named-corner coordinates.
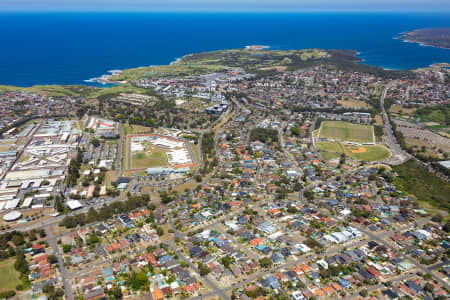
top-left (0, 12), bottom-right (449, 87)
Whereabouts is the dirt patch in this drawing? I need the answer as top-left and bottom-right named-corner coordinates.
top-left (351, 147), bottom-right (367, 153)
top-left (375, 115), bottom-right (384, 126)
top-left (337, 99), bottom-right (368, 109)
top-left (259, 66), bottom-right (288, 71)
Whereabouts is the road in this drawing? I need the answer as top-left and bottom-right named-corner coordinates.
top-left (380, 82), bottom-right (449, 180)
top-left (45, 227), bottom-right (74, 300)
top-left (428, 260), bottom-right (449, 271)
top-left (246, 124), bottom-right (261, 194)
top-left (167, 241), bottom-right (230, 300)
top-left (278, 120), bottom-right (304, 179)
top-left (379, 81), bottom-right (410, 166)
top-left (115, 122), bottom-right (123, 178)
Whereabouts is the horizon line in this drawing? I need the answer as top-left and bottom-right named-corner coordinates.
top-left (1, 9), bottom-right (450, 13)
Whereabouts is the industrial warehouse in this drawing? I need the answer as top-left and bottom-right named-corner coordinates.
top-left (0, 119), bottom-right (81, 220)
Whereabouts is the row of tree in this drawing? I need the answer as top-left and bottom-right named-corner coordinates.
top-left (66, 149), bottom-right (84, 186)
top-left (60, 194), bottom-right (150, 228)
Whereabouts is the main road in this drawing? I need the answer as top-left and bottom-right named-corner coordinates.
top-left (380, 81), bottom-right (410, 165)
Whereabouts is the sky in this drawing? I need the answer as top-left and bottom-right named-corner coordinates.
top-left (1, 0), bottom-right (450, 12)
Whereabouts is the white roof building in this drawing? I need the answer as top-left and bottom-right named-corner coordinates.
top-left (67, 200), bottom-right (83, 210)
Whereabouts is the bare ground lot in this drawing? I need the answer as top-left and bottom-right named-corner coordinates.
top-left (336, 99), bottom-right (369, 109)
top-left (394, 119), bottom-right (450, 153)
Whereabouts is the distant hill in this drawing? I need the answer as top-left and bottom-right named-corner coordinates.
top-left (397, 28), bottom-right (450, 49)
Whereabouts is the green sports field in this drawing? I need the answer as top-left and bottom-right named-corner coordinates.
top-left (317, 141), bottom-right (391, 162)
top-left (319, 121), bottom-right (374, 144)
top-left (0, 259), bottom-right (21, 292)
top-left (345, 145), bottom-right (391, 161)
top-left (131, 145), bottom-right (168, 169)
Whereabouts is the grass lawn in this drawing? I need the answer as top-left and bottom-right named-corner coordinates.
top-left (319, 121), bottom-right (374, 144)
top-left (422, 110), bottom-right (446, 124)
top-left (344, 145), bottom-right (391, 161)
top-left (389, 104), bottom-right (417, 115)
top-left (19, 154), bottom-right (30, 162)
top-left (104, 170), bottom-right (116, 187)
top-left (316, 141), bottom-right (345, 153)
top-left (131, 146), bottom-right (168, 169)
top-left (0, 258), bottom-right (21, 292)
top-left (317, 141), bottom-right (391, 162)
top-left (320, 151), bottom-right (340, 160)
top-left (124, 123), bottom-right (153, 136)
top-left (189, 144), bottom-right (201, 173)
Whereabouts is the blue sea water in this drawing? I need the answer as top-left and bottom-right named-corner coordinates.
top-left (0, 12), bottom-right (449, 87)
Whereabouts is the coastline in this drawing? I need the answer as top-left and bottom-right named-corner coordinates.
top-left (84, 69), bottom-right (123, 85)
top-left (2, 46), bottom-right (448, 89)
top-left (395, 29), bottom-right (450, 50)
top-left (396, 36), bottom-right (450, 50)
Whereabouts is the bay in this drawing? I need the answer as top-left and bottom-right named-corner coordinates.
top-left (0, 12), bottom-right (449, 86)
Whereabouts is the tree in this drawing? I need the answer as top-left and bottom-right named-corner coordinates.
top-left (110, 287), bottom-right (123, 299)
top-left (91, 137), bottom-right (100, 147)
top-left (443, 221), bottom-right (450, 233)
top-left (14, 250), bottom-right (29, 274)
top-left (319, 268), bottom-right (330, 278)
top-left (0, 291), bottom-right (16, 299)
top-left (431, 213), bottom-right (443, 223)
top-left (87, 207), bottom-right (99, 223)
top-left (195, 174), bottom-right (202, 182)
top-left (156, 227), bottom-right (164, 236)
top-left (221, 256), bottom-right (233, 269)
top-left (132, 272), bottom-right (148, 290)
top-left (359, 289), bottom-right (368, 297)
top-left (250, 127), bottom-right (278, 144)
top-left (304, 190), bottom-right (315, 200)
top-left (197, 262), bottom-right (210, 276)
top-left (424, 282), bottom-right (434, 293)
top-left (47, 255), bottom-right (58, 264)
top-left (259, 257), bottom-right (273, 269)
top-left (87, 233), bottom-right (100, 246)
top-left (62, 244), bottom-right (72, 253)
top-left (304, 237), bottom-right (323, 249)
top-left (55, 196), bottom-right (64, 212)
top-left (11, 234), bottom-right (24, 246)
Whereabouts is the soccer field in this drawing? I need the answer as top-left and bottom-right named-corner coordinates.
top-left (319, 121), bottom-right (374, 144)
